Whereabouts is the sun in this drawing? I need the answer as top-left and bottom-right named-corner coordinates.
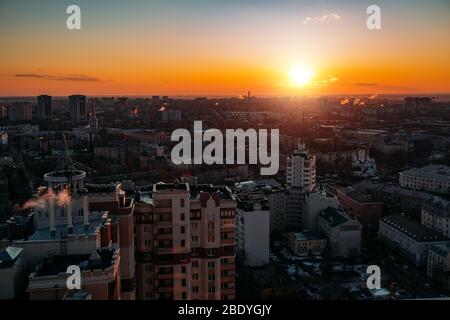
top-left (289, 64), bottom-right (315, 87)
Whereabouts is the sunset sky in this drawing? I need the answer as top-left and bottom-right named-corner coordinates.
top-left (0, 0), bottom-right (449, 96)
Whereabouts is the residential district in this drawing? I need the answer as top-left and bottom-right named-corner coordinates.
top-left (0, 94), bottom-right (450, 300)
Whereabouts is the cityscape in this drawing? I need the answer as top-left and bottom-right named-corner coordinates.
top-left (0, 0), bottom-right (450, 308)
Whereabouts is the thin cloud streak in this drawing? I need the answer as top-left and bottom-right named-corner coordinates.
top-left (14, 73), bottom-right (103, 82)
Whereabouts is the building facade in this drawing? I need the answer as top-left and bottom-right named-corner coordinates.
top-left (399, 165), bottom-right (450, 194)
top-left (134, 182), bottom-right (236, 300)
top-left (318, 207), bottom-right (362, 257)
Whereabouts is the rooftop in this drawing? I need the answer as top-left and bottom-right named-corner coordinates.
top-left (34, 248), bottom-right (116, 277)
top-left (0, 246), bottom-right (23, 268)
top-left (292, 230), bottom-right (325, 241)
top-left (430, 242), bottom-right (450, 257)
top-left (27, 217), bottom-right (104, 241)
top-left (380, 214), bottom-right (448, 242)
top-left (319, 207), bottom-right (349, 227)
top-left (400, 164), bottom-right (450, 182)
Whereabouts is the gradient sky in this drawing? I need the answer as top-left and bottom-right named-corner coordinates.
top-left (0, 0), bottom-right (449, 96)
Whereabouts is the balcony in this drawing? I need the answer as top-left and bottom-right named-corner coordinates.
top-left (221, 274), bottom-right (234, 282)
top-left (221, 287), bottom-right (235, 295)
top-left (156, 233), bottom-right (173, 240)
top-left (220, 263), bottom-right (235, 271)
top-left (155, 220), bottom-right (173, 227)
top-left (221, 238), bottom-right (235, 245)
top-left (156, 272), bottom-right (173, 280)
top-left (156, 247), bottom-right (173, 254)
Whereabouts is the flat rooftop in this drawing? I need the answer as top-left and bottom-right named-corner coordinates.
top-left (27, 217), bottom-right (103, 241)
top-left (319, 207), bottom-right (349, 227)
top-left (380, 214), bottom-right (448, 242)
top-left (400, 164), bottom-right (450, 182)
top-left (35, 249), bottom-right (116, 277)
top-left (292, 230), bottom-right (325, 241)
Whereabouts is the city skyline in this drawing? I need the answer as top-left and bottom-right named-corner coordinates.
top-left (1, 0), bottom-right (449, 96)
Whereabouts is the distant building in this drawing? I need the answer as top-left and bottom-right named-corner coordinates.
top-left (0, 246), bottom-right (27, 299)
top-left (69, 95), bottom-right (87, 122)
top-left (318, 207), bottom-right (362, 257)
top-left (151, 96), bottom-right (160, 106)
top-left (8, 104), bottom-right (32, 122)
top-left (116, 97), bottom-right (128, 111)
top-left (422, 197), bottom-right (450, 238)
top-left (427, 243), bottom-right (450, 290)
top-left (303, 190), bottom-right (339, 231)
top-left (267, 189), bottom-right (286, 233)
top-left (161, 109), bottom-right (182, 122)
top-left (351, 149), bottom-right (377, 178)
top-left (286, 140), bottom-right (316, 192)
top-left (288, 231), bottom-right (327, 256)
top-left (236, 202), bottom-right (270, 267)
top-left (399, 165), bottom-right (450, 194)
top-left (337, 186), bottom-right (383, 230)
top-left (37, 95), bottom-right (52, 120)
top-left (379, 214), bottom-right (449, 266)
top-left (285, 140), bottom-right (316, 230)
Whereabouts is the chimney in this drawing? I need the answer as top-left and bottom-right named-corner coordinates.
top-left (49, 196), bottom-right (56, 237)
top-left (83, 194), bottom-right (89, 230)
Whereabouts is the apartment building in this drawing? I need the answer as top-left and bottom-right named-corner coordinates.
top-left (421, 196), bottom-right (450, 238)
top-left (236, 201), bottom-right (270, 267)
top-left (134, 182), bottom-right (236, 300)
top-left (379, 214), bottom-right (449, 267)
top-left (399, 165), bottom-right (450, 194)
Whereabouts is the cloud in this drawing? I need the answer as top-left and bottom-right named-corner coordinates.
top-left (15, 73), bottom-right (102, 82)
top-left (303, 13), bottom-right (341, 25)
top-left (312, 75), bottom-right (339, 87)
top-left (354, 82), bottom-right (378, 87)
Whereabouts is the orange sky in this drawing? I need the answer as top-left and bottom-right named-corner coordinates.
top-left (0, 1), bottom-right (449, 96)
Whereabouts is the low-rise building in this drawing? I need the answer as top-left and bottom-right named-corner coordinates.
top-left (303, 190), bottom-right (339, 231)
top-left (0, 246), bottom-right (27, 299)
top-left (288, 231), bottom-right (327, 256)
top-left (427, 243), bottom-right (450, 290)
top-left (27, 248), bottom-right (121, 300)
top-left (399, 165), bottom-right (450, 194)
top-left (337, 186), bottom-right (383, 230)
top-left (318, 207), bottom-right (362, 257)
top-left (421, 197), bottom-right (450, 238)
top-left (379, 214), bottom-right (450, 267)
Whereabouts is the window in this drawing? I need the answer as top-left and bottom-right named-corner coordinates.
top-left (208, 274), bottom-right (215, 281)
top-left (192, 261), bottom-right (199, 268)
top-left (182, 292), bottom-right (187, 299)
top-left (181, 240), bottom-right (185, 247)
top-left (181, 226), bottom-right (185, 234)
top-left (181, 213), bottom-right (185, 221)
top-left (208, 286), bottom-right (215, 293)
top-left (192, 286), bottom-right (199, 293)
top-left (192, 273), bottom-right (199, 280)
top-left (180, 199), bottom-right (185, 207)
top-left (208, 261), bottom-right (215, 269)
top-left (181, 266), bottom-right (186, 274)
top-left (182, 279), bottom-right (187, 287)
